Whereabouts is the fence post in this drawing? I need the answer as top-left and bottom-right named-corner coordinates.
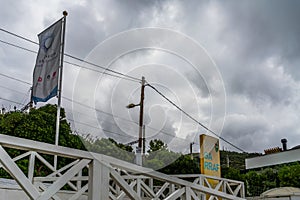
top-left (88, 159), bottom-right (109, 200)
top-left (28, 151), bottom-right (36, 183)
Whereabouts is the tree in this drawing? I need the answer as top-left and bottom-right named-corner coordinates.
top-left (108, 138), bottom-right (133, 152)
top-left (84, 138), bottom-right (135, 162)
top-left (278, 163), bottom-right (300, 187)
top-left (159, 154), bottom-right (200, 175)
top-left (0, 104), bottom-right (85, 150)
top-left (148, 139), bottom-right (167, 153)
top-left (223, 167), bottom-right (244, 182)
top-left (0, 104), bottom-right (86, 177)
top-left (144, 139), bottom-right (180, 171)
top-left (245, 171), bottom-right (264, 196)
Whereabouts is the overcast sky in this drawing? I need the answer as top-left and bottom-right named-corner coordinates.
top-left (0, 0), bottom-right (300, 154)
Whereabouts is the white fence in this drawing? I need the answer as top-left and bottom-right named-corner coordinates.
top-left (0, 134), bottom-right (245, 200)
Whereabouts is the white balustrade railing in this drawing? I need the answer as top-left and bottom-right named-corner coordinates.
top-left (0, 134), bottom-right (245, 200)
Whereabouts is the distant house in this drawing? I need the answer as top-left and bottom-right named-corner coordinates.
top-left (245, 139), bottom-right (300, 170)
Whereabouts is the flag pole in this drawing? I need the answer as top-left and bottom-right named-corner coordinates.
top-left (54, 11), bottom-right (68, 170)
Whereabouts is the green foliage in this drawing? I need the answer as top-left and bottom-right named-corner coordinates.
top-left (159, 154), bottom-right (200, 175)
top-left (220, 151), bottom-right (260, 171)
top-left (144, 139), bottom-right (178, 170)
top-left (144, 149), bottom-right (179, 170)
top-left (0, 104), bottom-right (86, 178)
top-left (0, 104), bottom-right (85, 150)
top-left (245, 171), bottom-right (265, 196)
top-left (108, 138), bottom-right (133, 152)
top-left (221, 165), bottom-right (300, 197)
top-left (148, 139), bottom-right (167, 153)
top-left (278, 163), bottom-right (300, 187)
top-left (84, 138), bottom-right (134, 162)
top-left (223, 167), bottom-right (244, 181)
top-left (144, 139), bottom-right (200, 174)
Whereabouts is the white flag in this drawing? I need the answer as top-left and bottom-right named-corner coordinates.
top-left (32, 19), bottom-right (62, 103)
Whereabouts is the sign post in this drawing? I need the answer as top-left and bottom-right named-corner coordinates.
top-left (200, 134), bottom-right (221, 188)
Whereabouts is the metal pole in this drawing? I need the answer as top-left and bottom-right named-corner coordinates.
top-left (139, 77), bottom-right (145, 150)
top-left (190, 142), bottom-right (194, 160)
top-left (142, 125), bottom-right (146, 155)
top-left (54, 11), bottom-right (67, 170)
top-left (136, 76), bottom-right (145, 166)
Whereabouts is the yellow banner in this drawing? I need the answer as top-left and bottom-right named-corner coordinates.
top-left (200, 134), bottom-right (221, 186)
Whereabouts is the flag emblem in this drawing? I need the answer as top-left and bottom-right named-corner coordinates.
top-left (42, 35), bottom-right (54, 52)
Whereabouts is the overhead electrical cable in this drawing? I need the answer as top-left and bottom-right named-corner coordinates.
top-left (0, 39), bottom-right (140, 83)
top-left (0, 72), bottom-right (31, 85)
top-left (63, 61), bottom-right (139, 83)
top-left (0, 28), bottom-right (39, 45)
top-left (0, 39), bottom-right (37, 54)
top-left (67, 118), bottom-right (137, 140)
top-left (62, 96), bottom-right (138, 124)
top-left (147, 83), bottom-right (246, 152)
top-left (0, 27), bottom-right (141, 82)
top-left (0, 28), bottom-right (243, 151)
top-left (0, 97), bottom-right (24, 105)
top-left (63, 97), bottom-right (198, 145)
top-left (63, 103), bottom-right (194, 145)
top-left (0, 85), bottom-right (28, 95)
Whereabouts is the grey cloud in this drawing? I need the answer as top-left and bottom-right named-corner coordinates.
top-left (230, 62), bottom-right (295, 105)
top-left (222, 114), bottom-right (270, 151)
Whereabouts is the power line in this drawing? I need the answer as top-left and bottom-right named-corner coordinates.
top-left (0, 96), bottom-right (24, 105)
top-left (67, 118), bottom-right (137, 140)
top-left (0, 28), bottom-right (208, 148)
top-left (146, 126), bottom-right (193, 144)
top-left (20, 88), bottom-right (31, 106)
top-left (63, 96), bottom-right (197, 145)
top-left (0, 72), bottom-right (31, 85)
top-left (0, 85), bottom-right (28, 96)
top-left (0, 71), bottom-right (199, 148)
top-left (147, 83), bottom-right (246, 152)
top-left (63, 102), bottom-right (193, 145)
top-left (0, 80), bottom-right (136, 139)
top-left (0, 71), bottom-right (137, 126)
top-left (64, 61), bottom-right (139, 83)
top-left (64, 54), bottom-right (141, 82)
top-left (62, 96), bottom-right (138, 124)
top-left (63, 107), bottom-right (137, 133)
top-left (0, 39), bottom-right (37, 54)
top-left (0, 28), bottom-right (39, 45)
top-left (0, 27), bottom-right (141, 82)
top-left (0, 42), bottom-right (205, 149)
top-left (0, 39), bottom-right (140, 84)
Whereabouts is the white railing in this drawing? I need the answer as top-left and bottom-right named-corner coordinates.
top-left (0, 134), bottom-right (245, 200)
top-left (173, 174), bottom-right (245, 200)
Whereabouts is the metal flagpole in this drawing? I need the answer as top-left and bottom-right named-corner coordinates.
top-left (54, 11), bottom-right (68, 170)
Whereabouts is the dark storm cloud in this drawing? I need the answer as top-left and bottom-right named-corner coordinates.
top-left (0, 1), bottom-right (27, 26)
top-left (230, 62), bottom-right (295, 104)
top-left (64, 0), bottom-right (160, 57)
top-left (219, 0), bottom-right (300, 58)
top-left (209, 1), bottom-right (300, 103)
top-left (222, 114), bottom-right (270, 150)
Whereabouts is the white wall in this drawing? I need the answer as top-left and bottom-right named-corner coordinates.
top-left (246, 148), bottom-right (300, 169)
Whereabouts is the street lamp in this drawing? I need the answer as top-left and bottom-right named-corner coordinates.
top-left (126, 103), bottom-right (139, 109)
top-left (126, 76), bottom-right (145, 166)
